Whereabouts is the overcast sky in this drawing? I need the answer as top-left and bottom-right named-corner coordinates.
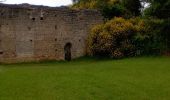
top-left (3, 0), bottom-right (72, 7)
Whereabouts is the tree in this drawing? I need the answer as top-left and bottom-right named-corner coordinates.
top-left (72, 0), bottom-right (127, 19)
top-left (72, 0), bottom-right (143, 18)
top-left (121, 0), bottom-right (142, 16)
top-left (144, 0), bottom-right (170, 19)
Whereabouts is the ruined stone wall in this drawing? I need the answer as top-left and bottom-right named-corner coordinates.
top-left (0, 4), bottom-right (103, 63)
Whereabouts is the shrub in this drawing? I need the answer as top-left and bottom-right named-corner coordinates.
top-left (88, 17), bottom-right (137, 58)
top-left (88, 17), bottom-right (169, 58)
top-left (132, 18), bottom-right (166, 55)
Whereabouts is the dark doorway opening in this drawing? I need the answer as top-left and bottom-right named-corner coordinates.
top-left (64, 43), bottom-right (72, 61)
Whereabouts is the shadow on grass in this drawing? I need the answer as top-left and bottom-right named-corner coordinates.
top-left (0, 55), bottom-right (168, 66)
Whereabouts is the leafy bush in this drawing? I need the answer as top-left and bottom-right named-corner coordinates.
top-left (132, 18), bottom-right (169, 55)
top-left (88, 17), bottom-right (137, 58)
top-left (88, 17), bottom-right (169, 58)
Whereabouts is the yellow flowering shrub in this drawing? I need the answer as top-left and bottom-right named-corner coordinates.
top-left (88, 17), bottom-right (167, 58)
top-left (88, 17), bottom-right (138, 58)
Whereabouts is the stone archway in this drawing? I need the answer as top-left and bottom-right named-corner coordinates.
top-left (64, 43), bottom-right (72, 61)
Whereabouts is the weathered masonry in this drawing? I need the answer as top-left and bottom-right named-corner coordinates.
top-left (0, 4), bottom-right (103, 63)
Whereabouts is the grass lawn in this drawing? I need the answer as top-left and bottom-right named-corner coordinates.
top-left (0, 57), bottom-right (170, 100)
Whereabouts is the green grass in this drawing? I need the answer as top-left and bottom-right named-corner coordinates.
top-left (0, 57), bottom-right (170, 100)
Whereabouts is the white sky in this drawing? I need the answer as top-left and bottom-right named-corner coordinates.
top-left (3, 0), bottom-right (72, 7)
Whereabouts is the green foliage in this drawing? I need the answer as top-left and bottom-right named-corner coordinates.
top-left (121, 0), bottom-right (142, 16)
top-left (144, 0), bottom-right (170, 19)
top-left (140, 0), bottom-right (170, 54)
top-left (72, 0), bottom-right (127, 19)
top-left (88, 17), bottom-right (169, 58)
top-left (88, 17), bottom-right (137, 58)
top-left (132, 18), bottom-right (165, 55)
top-left (72, 0), bottom-right (98, 9)
top-left (72, 0), bottom-right (170, 57)
top-left (101, 3), bottom-right (126, 19)
top-left (72, 0), bottom-right (143, 18)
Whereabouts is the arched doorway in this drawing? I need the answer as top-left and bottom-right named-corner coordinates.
top-left (64, 43), bottom-right (72, 61)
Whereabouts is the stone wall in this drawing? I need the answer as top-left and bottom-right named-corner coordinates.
top-left (0, 4), bottom-right (103, 63)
